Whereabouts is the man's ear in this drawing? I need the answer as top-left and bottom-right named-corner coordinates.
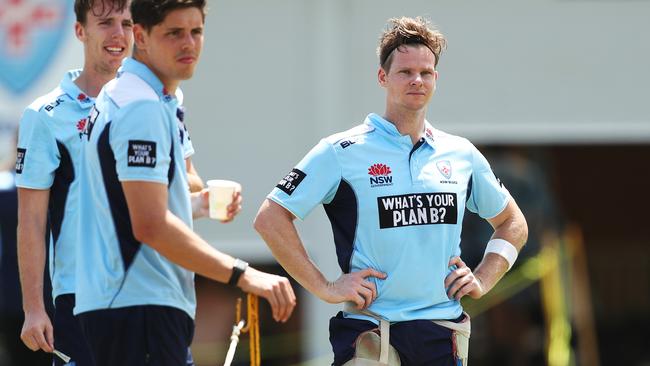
top-left (378, 67), bottom-right (387, 87)
top-left (133, 24), bottom-right (147, 51)
top-left (74, 22), bottom-right (85, 42)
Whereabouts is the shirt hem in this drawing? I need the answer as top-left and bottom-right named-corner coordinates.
top-left (118, 176), bottom-right (169, 185)
top-left (266, 195), bottom-right (306, 221)
top-left (74, 298), bottom-right (196, 319)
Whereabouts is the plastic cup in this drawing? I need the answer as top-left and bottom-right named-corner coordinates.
top-left (206, 180), bottom-right (241, 220)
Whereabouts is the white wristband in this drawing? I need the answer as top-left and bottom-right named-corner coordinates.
top-left (484, 238), bottom-right (518, 271)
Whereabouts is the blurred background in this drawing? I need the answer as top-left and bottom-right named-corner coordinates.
top-left (1, 0), bottom-right (649, 365)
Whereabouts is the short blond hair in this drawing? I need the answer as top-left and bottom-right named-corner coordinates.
top-left (377, 16), bottom-right (447, 71)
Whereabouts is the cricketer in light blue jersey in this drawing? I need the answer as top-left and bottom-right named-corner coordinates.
top-left (16, 69), bottom-right (95, 301)
top-left (75, 57), bottom-right (196, 318)
top-left (15, 69), bottom-right (194, 306)
top-left (267, 113), bottom-right (510, 322)
top-left (255, 16), bottom-right (527, 365)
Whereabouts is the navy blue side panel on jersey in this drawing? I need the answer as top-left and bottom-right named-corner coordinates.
top-left (97, 123), bottom-right (141, 271)
top-left (323, 179), bottom-right (358, 274)
top-left (167, 142), bottom-right (175, 186)
top-left (49, 141), bottom-right (74, 246)
top-left (465, 176), bottom-right (473, 204)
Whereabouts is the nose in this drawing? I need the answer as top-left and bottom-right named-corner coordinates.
top-left (181, 33), bottom-right (196, 51)
top-left (410, 74), bottom-right (423, 87)
top-left (112, 24), bottom-right (126, 39)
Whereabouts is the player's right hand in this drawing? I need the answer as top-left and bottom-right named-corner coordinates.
top-left (324, 268), bottom-right (387, 310)
top-left (20, 308), bottom-right (54, 353)
top-left (238, 267), bottom-right (296, 323)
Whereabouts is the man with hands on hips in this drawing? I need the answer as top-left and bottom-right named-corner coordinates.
top-left (254, 16), bottom-right (527, 366)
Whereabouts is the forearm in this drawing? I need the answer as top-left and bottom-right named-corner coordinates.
top-left (17, 224), bottom-right (46, 312)
top-left (472, 253), bottom-right (509, 294)
top-left (254, 208), bottom-right (328, 298)
top-left (476, 198), bottom-right (529, 293)
top-left (187, 173), bottom-right (204, 193)
top-left (190, 191), bottom-right (206, 219)
top-left (185, 158), bottom-right (203, 193)
top-left (142, 211), bottom-right (234, 283)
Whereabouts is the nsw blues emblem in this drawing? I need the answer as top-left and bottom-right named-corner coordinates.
top-left (436, 160), bottom-right (452, 180)
top-left (0, 0), bottom-right (71, 94)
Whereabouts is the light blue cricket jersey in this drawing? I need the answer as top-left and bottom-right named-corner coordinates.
top-left (74, 57), bottom-right (196, 318)
top-left (15, 70), bottom-right (95, 299)
top-left (268, 113), bottom-right (510, 322)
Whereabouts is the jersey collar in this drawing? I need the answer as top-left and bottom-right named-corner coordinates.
top-left (423, 120), bottom-right (437, 147)
top-left (120, 57), bottom-right (180, 102)
top-left (61, 69), bottom-right (94, 109)
top-left (366, 113), bottom-right (436, 148)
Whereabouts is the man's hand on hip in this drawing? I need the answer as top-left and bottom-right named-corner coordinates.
top-left (444, 256), bottom-right (485, 300)
top-left (323, 268), bottom-right (387, 310)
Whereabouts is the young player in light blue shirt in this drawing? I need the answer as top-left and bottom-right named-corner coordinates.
top-left (16, 2), bottom-right (204, 364)
top-left (255, 17), bottom-right (528, 366)
top-left (74, 2), bottom-right (295, 365)
top-left (15, 2), bottom-right (133, 364)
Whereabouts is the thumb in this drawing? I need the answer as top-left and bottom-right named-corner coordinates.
top-left (201, 189), bottom-right (210, 206)
top-left (45, 322), bottom-right (54, 352)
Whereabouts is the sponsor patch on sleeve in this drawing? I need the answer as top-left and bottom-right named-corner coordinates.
top-left (276, 168), bottom-right (306, 195)
top-left (15, 148), bottom-right (26, 174)
top-left (377, 192), bottom-right (458, 229)
top-left (127, 140), bottom-right (157, 168)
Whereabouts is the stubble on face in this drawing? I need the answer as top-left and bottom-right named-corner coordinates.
top-left (83, 1), bottom-right (133, 76)
top-left (381, 45), bottom-right (437, 113)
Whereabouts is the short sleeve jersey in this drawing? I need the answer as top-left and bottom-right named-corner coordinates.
top-left (74, 58), bottom-right (195, 318)
top-left (15, 70), bottom-right (95, 299)
top-left (268, 113), bottom-right (510, 322)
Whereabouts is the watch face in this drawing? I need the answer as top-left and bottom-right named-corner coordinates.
top-left (228, 259), bottom-right (248, 286)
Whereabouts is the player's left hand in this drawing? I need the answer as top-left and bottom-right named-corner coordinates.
top-left (192, 189), bottom-right (210, 219)
top-left (220, 189), bottom-right (242, 223)
top-left (444, 256), bottom-right (485, 300)
top-left (192, 189), bottom-right (242, 221)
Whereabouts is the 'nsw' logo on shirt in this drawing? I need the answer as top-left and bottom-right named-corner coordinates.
top-left (377, 192), bottom-right (457, 229)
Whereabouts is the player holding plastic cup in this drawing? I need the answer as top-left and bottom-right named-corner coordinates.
top-left (74, 1), bottom-right (295, 365)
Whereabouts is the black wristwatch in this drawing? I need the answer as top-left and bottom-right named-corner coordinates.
top-left (228, 258), bottom-right (248, 286)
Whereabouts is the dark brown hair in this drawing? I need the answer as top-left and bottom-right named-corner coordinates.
top-left (74, 0), bottom-right (129, 24)
top-left (377, 16), bottom-right (447, 71)
top-left (131, 0), bottom-right (206, 31)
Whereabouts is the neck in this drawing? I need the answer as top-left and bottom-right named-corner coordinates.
top-left (133, 52), bottom-right (178, 95)
top-left (383, 106), bottom-right (427, 145)
top-left (74, 66), bottom-right (115, 97)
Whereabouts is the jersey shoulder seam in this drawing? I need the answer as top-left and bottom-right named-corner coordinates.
top-left (324, 123), bottom-right (376, 146)
top-left (105, 72), bottom-right (158, 108)
top-left (26, 86), bottom-right (68, 113)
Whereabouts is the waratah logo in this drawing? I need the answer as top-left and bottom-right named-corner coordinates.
top-left (368, 163), bottom-right (391, 176)
top-left (368, 163), bottom-right (393, 187)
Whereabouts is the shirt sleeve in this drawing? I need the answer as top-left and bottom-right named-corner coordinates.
top-left (267, 140), bottom-right (341, 220)
top-left (466, 143), bottom-right (510, 219)
top-left (14, 108), bottom-right (60, 189)
top-left (111, 101), bottom-right (172, 184)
